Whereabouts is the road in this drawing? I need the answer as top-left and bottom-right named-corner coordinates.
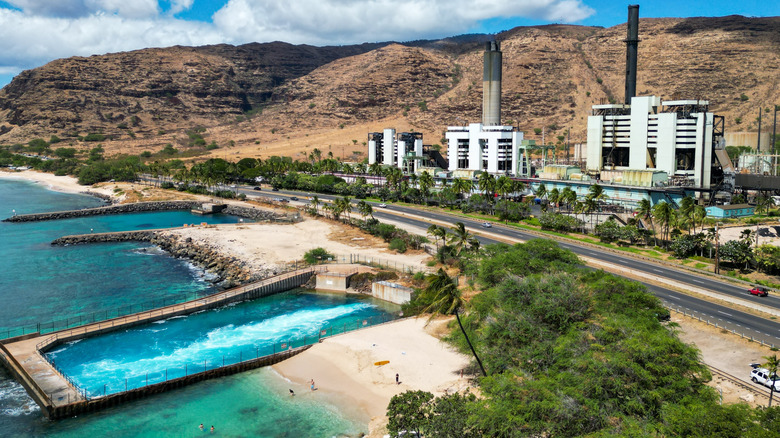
top-left (243, 185), bottom-right (780, 348)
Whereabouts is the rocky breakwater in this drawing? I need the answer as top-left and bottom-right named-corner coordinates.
top-left (224, 205), bottom-right (302, 223)
top-left (4, 200), bottom-right (201, 222)
top-left (52, 230), bottom-right (253, 289)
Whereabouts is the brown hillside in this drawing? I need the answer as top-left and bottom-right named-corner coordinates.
top-left (0, 16), bottom-right (778, 162)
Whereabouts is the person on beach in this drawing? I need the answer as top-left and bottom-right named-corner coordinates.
top-left (310, 379), bottom-right (316, 391)
top-left (289, 389), bottom-right (295, 396)
top-left (395, 373), bottom-right (399, 384)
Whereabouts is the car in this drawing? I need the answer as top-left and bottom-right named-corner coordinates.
top-left (748, 286), bottom-right (769, 297)
top-left (290, 196), bottom-right (299, 201)
top-left (378, 203), bottom-right (388, 208)
top-left (481, 222), bottom-right (492, 228)
top-left (253, 186), bottom-right (262, 191)
top-left (751, 367), bottom-right (780, 391)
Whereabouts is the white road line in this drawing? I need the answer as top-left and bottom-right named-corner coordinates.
top-left (668, 296), bottom-right (680, 300)
top-left (653, 269), bottom-right (664, 273)
top-left (717, 311), bottom-right (733, 317)
top-left (691, 279), bottom-right (704, 284)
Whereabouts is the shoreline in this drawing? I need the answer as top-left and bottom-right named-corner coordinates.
top-left (272, 317), bottom-right (471, 438)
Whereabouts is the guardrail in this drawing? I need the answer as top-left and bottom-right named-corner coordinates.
top-left (667, 303), bottom-right (777, 349)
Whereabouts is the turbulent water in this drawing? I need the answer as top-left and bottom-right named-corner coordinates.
top-left (0, 179), bottom-right (390, 437)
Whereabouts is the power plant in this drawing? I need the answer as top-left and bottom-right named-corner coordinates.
top-left (364, 4), bottom-right (775, 210)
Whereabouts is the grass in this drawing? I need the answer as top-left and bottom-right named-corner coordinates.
top-left (694, 263), bottom-right (708, 269)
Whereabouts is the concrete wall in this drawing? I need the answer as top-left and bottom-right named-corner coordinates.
top-left (726, 132), bottom-right (772, 151)
top-left (315, 274), bottom-right (350, 292)
top-left (371, 281), bottom-right (413, 305)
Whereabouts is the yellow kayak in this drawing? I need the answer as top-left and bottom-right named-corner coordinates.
top-left (374, 360), bottom-right (390, 366)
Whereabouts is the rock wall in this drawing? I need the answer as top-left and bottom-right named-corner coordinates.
top-left (4, 201), bottom-right (200, 222)
top-left (51, 231), bottom-right (254, 289)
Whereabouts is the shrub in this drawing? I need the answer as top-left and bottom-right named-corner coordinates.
top-left (303, 247), bottom-right (334, 264)
top-left (740, 93), bottom-right (749, 101)
top-left (389, 238), bottom-right (408, 253)
top-left (83, 133), bottom-right (106, 142)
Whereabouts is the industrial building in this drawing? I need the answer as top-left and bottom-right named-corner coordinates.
top-left (585, 96), bottom-right (727, 189)
top-left (367, 129), bottom-right (446, 173)
top-left (444, 41), bottom-right (527, 177)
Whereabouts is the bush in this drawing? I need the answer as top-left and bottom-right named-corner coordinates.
top-left (303, 247), bottom-right (334, 264)
top-left (83, 133), bottom-right (106, 142)
top-left (389, 238), bottom-right (408, 253)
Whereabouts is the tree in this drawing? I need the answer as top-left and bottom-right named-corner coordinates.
top-left (652, 201), bottom-right (676, 246)
top-left (720, 239), bottom-right (753, 271)
top-left (356, 200), bottom-right (373, 221)
top-left (495, 175), bottom-right (514, 201)
top-left (386, 390), bottom-right (433, 437)
top-left (477, 172), bottom-right (496, 200)
top-left (560, 186), bottom-right (577, 212)
top-left (636, 198), bottom-right (657, 246)
top-left (764, 354), bottom-right (780, 407)
top-left (452, 178), bottom-right (473, 201)
top-left (448, 222), bottom-right (479, 256)
top-left (427, 224), bottom-right (447, 251)
top-left (422, 269), bottom-right (487, 376)
top-left (309, 195), bottom-right (321, 215)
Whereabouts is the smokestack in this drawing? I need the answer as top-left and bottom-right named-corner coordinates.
top-left (624, 5), bottom-right (639, 104)
top-left (482, 41), bottom-right (502, 125)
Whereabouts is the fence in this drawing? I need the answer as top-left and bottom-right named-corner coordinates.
top-left (1, 262), bottom-right (312, 341)
top-left (42, 313), bottom-right (396, 400)
top-left (667, 303), bottom-right (777, 349)
top-left (333, 253), bottom-right (432, 274)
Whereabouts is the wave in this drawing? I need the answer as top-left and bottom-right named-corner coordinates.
top-left (66, 302), bottom-right (376, 384)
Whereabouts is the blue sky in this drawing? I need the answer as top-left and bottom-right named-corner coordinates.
top-left (0, 0), bottom-right (776, 88)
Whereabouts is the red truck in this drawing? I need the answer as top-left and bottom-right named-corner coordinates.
top-left (748, 286), bottom-right (769, 297)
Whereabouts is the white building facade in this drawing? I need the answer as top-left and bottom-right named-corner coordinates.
top-left (586, 96), bottom-right (723, 189)
top-left (368, 129), bottom-right (424, 172)
top-left (445, 123), bottom-right (524, 176)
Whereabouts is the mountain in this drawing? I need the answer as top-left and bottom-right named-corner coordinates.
top-left (0, 15), bottom-right (777, 160)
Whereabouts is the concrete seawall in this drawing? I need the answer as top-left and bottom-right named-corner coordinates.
top-left (3, 200), bottom-right (300, 223)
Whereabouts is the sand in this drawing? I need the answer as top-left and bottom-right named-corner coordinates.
top-left (0, 169), bottom-right (116, 197)
top-left (272, 317), bottom-right (471, 438)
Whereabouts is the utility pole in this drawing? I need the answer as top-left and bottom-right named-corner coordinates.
top-left (758, 109), bottom-right (763, 152)
top-left (567, 127), bottom-right (571, 162)
top-left (773, 105), bottom-right (778, 175)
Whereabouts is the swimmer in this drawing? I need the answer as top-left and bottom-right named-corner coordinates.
top-left (289, 388), bottom-right (295, 396)
top-left (199, 423), bottom-right (204, 431)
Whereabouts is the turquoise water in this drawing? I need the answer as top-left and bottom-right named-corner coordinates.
top-left (0, 179), bottom-right (382, 437)
top-left (48, 291), bottom-right (394, 396)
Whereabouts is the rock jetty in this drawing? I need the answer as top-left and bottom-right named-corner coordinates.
top-left (52, 231), bottom-right (258, 289)
top-left (4, 201), bottom-right (200, 222)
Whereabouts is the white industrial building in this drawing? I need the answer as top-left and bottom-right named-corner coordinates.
top-left (444, 41), bottom-right (527, 177)
top-left (586, 95), bottom-right (726, 189)
top-left (445, 123), bottom-right (524, 175)
top-left (367, 128), bottom-right (424, 173)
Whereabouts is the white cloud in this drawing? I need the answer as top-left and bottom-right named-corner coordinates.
top-left (0, 0), bottom-right (594, 86)
top-left (212, 0), bottom-right (594, 45)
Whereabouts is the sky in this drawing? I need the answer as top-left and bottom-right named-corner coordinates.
top-left (0, 0), bottom-right (776, 88)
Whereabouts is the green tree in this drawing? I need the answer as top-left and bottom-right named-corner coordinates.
top-left (764, 354), bottom-right (780, 407)
top-left (303, 247), bottom-right (334, 264)
top-left (422, 269), bottom-right (487, 376)
top-left (652, 201), bottom-right (676, 246)
top-left (427, 224), bottom-right (447, 251)
top-left (386, 390), bottom-right (433, 437)
top-left (448, 222), bottom-right (479, 256)
top-left (636, 198), bottom-right (657, 246)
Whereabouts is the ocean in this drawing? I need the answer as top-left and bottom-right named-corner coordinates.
top-left (0, 179), bottom-right (390, 437)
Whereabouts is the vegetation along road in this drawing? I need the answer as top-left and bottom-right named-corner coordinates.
top-left (252, 186), bottom-right (780, 348)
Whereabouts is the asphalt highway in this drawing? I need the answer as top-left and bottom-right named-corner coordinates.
top-left (241, 185), bottom-right (780, 347)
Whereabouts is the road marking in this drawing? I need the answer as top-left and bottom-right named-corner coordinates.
top-left (668, 296), bottom-right (680, 300)
top-left (653, 269), bottom-right (664, 273)
top-left (717, 311), bottom-right (733, 317)
top-left (691, 279), bottom-right (704, 284)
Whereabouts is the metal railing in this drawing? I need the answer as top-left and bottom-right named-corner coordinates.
top-left (2, 262), bottom-right (315, 341)
top-left (33, 267), bottom-right (324, 352)
top-left (44, 313), bottom-right (396, 400)
top-left (667, 303), bottom-right (777, 349)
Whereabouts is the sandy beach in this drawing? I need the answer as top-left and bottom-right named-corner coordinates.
top-left (0, 169), bottom-right (116, 198)
top-left (272, 317), bottom-right (471, 437)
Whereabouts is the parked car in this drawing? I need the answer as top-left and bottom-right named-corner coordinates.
top-left (253, 186), bottom-right (262, 191)
top-left (378, 203), bottom-right (388, 208)
top-left (481, 222), bottom-right (492, 228)
top-left (751, 367), bottom-right (780, 391)
top-left (290, 196), bottom-right (299, 201)
top-left (748, 286), bottom-right (769, 297)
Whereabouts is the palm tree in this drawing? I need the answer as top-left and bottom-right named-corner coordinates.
top-left (693, 205), bottom-right (707, 234)
top-left (477, 172), bottom-right (496, 200)
top-left (421, 269), bottom-right (487, 377)
top-left (495, 176), bottom-right (514, 201)
top-left (636, 199), bottom-right (656, 246)
top-left (448, 222), bottom-right (478, 255)
top-left (357, 200), bottom-right (373, 221)
top-left (764, 354), bottom-right (780, 407)
top-left (652, 201), bottom-right (676, 246)
top-left (427, 224), bottom-right (447, 251)
top-left (418, 171), bottom-right (434, 203)
top-left (560, 187), bottom-right (577, 212)
top-left (535, 183), bottom-right (547, 204)
top-left (452, 178), bottom-right (472, 201)
top-left (548, 188), bottom-right (560, 212)
top-left (310, 196), bottom-right (321, 216)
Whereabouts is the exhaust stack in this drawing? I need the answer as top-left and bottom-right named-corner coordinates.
top-left (624, 5), bottom-right (639, 104)
top-left (482, 41), bottom-right (502, 126)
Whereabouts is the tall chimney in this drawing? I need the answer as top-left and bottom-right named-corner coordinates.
top-left (624, 5), bottom-right (639, 104)
top-left (482, 41), bottom-right (502, 125)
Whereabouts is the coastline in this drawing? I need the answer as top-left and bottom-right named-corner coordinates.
top-left (0, 169), bottom-right (116, 199)
top-left (272, 317), bottom-right (472, 438)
